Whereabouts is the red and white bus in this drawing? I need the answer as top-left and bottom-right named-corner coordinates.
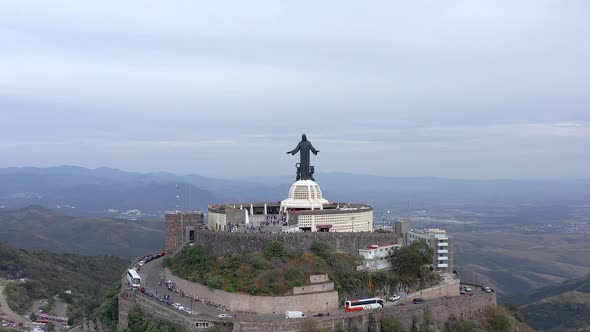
top-left (345, 297), bottom-right (384, 312)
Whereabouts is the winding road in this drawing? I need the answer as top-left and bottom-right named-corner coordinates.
top-left (0, 284), bottom-right (24, 324)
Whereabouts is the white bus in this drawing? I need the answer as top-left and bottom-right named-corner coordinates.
top-left (127, 269), bottom-right (141, 288)
top-left (345, 297), bottom-right (384, 312)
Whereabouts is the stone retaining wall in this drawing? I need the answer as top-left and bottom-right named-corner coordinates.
top-left (165, 268), bottom-right (339, 314)
top-left (404, 277), bottom-right (461, 301)
top-left (192, 230), bottom-right (396, 257)
top-left (119, 286), bottom-right (496, 332)
top-left (377, 292), bottom-right (497, 331)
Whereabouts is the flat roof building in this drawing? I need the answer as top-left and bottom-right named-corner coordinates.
top-left (406, 228), bottom-right (454, 274)
top-left (357, 242), bottom-right (401, 271)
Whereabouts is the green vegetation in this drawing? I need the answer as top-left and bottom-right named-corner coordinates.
top-left (0, 244), bottom-right (129, 324)
top-left (502, 273), bottom-right (590, 331)
top-left (96, 282), bottom-right (122, 329)
top-left (410, 307), bottom-right (437, 332)
top-left (167, 241), bottom-right (400, 298)
top-left (483, 306), bottom-right (510, 331)
top-left (390, 240), bottom-right (440, 292)
top-left (4, 282), bottom-right (31, 314)
top-left (122, 306), bottom-right (185, 332)
top-left (439, 306), bottom-right (533, 332)
top-left (381, 316), bottom-right (405, 332)
top-left (443, 316), bottom-right (483, 332)
top-left (521, 302), bottom-right (590, 331)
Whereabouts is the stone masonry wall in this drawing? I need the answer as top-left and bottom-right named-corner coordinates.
top-left (403, 277), bottom-right (461, 301)
top-left (376, 292), bottom-right (497, 331)
top-left (117, 290), bottom-right (136, 330)
top-left (118, 286), bottom-right (496, 332)
top-left (165, 268), bottom-right (339, 314)
top-left (231, 293), bottom-right (497, 332)
top-left (293, 283), bottom-right (334, 295)
top-left (192, 230), bottom-right (396, 257)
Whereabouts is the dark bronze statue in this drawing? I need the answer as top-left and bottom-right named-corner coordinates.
top-left (287, 134), bottom-right (319, 181)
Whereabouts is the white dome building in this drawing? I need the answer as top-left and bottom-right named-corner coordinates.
top-left (280, 180), bottom-right (329, 211)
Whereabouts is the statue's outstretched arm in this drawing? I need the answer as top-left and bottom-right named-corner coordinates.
top-left (286, 144), bottom-right (300, 155)
top-left (309, 143), bottom-right (319, 155)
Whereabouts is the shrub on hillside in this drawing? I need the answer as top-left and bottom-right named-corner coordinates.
top-left (264, 241), bottom-right (286, 259)
top-left (310, 241), bottom-right (333, 257)
top-left (97, 281), bottom-right (121, 329)
top-left (443, 315), bottom-right (483, 332)
top-left (484, 306), bottom-right (510, 331)
top-left (381, 316), bottom-right (405, 332)
top-left (205, 275), bottom-right (223, 289)
top-left (4, 283), bottom-right (31, 315)
top-left (124, 306), bottom-right (184, 332)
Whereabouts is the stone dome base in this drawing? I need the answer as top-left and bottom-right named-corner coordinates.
top-left (280, 180), bottom-right (329, 211)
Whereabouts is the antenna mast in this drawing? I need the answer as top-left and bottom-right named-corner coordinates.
top-left (176, 184), bottom-right (181, 213)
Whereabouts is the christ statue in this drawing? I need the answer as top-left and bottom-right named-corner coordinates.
top-left (286, 134), bottom-right (319, 181)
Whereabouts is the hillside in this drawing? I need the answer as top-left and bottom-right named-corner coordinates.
top-left (0, 206), bottom-right (164, 258)
top-left (504, 274), bottom-right (590, 331)
top-left (3, 166), bottom-right (590, 217)
top-left (0, 166), bottom-right (220, 216)
top-left (453, 231), bottom-right (590, 299)
top-left (0, 244), bottom-right (130, 324)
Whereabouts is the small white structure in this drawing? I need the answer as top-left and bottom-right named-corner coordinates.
top-left (357, 243), bottom-right (401, 271)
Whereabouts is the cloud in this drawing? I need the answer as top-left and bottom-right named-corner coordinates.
top-left (0, 0), bottom-right (589, 178)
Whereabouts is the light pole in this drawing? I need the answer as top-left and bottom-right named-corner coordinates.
top-left (387, 210), bottom-right (391, 229)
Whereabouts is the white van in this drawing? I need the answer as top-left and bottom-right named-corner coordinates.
top-left (285, 311), bottom-right (306, 319)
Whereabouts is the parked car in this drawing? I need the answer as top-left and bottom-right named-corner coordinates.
top-left (218, 314), bottom-right (232, 318)
top-left (483, 287), bottom-right (492, 293)
top-left (182, 307), bottom-right (192, 315)
top-left (465, 286), bottom-right (472, 292)
top-left (460, 289), bottom-right (466, 295)
top-left (285, 311), bottom-right (306, 319)
top-left (388, 295), bottom-right (401, 302)
top-left (412, 298), bottom-right (425, 304)
top-left (172, 303), bottom-right (183, 309)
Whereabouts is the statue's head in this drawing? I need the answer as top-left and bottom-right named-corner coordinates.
top-left (301, 134), bottom-right (307, 141)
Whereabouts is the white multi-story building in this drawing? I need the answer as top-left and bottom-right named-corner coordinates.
top-left (357, 243), bottom-right (401, 271)
top-left (406, 228), bottom-right (453, 273)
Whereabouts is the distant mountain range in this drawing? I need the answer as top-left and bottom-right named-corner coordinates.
top-left (505, 273), bottom-right (590, 331)
top-left (2, 165), bottom-right (590, 217)
top-left (0, 205), bottom-right (163, 258)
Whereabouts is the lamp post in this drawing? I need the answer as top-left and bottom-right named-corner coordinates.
top-left (387, 210), bottom-right (391, 229)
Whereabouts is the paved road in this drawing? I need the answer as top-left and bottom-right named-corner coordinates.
top-left (0, 284), bottom-right (24, 324)
top-left (136, 259), bottom-right (492, 322)
top-left (53, 295), bottom-right (67, 318)
top-left (137, 258), bottom-right (232, 318)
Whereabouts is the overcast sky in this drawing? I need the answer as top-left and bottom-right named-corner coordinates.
top-left (1, 1), bottom-right (589, 179)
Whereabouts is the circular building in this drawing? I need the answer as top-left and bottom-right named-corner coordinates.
top-left (207, 179), bottom-right (373, 233)
top-left (207, 134), bottom-right (373, 232)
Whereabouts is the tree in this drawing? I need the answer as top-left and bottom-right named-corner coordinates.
top-left (97, 281), bottom-right (121, 328)
top-left (390, 240), bottom-right (434, 291)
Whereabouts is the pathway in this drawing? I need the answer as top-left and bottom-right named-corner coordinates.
top-left (0, 284), bottom-right (25, 324)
